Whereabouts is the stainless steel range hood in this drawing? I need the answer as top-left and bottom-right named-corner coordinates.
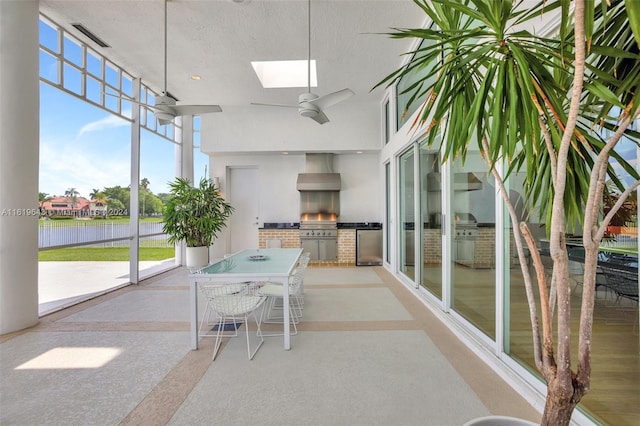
top-left (296, 154), bottom-right (341, 192)
top-left (426, 172), bottom-right (483, 192)
top-left (297, 173), bottom-right (341, 191)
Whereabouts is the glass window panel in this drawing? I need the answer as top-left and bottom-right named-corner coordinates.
top-left (39, 50), bottom-right (59, 84)
top-left (39, 19), bottom-right (59, 53)
top-left (62, 63), bottom-right (82, 95)
top-left (141, 130), bottom-right (175, 216)
top-left (385, 162), bottom-right (391, 263)
top-left (164, 123), bottom-right (175, 139)
top-left (139, 235), bottom-right (175, 280)
top-left (399, 147), bottom-right (416, 280)
top-left (105, 62), bottom-right (119, 89)
top-left (121, 74), bottom-right (133, 99)
top-left (86, 49), bottom-right (102, 78)
top-left (384, 100), bottom-right (391, 144)
top-left (63, 35), bottom-right (83, 67)
top-left (396, 36), bottom-right (434, 130)
top-left (450, 152), bottom-right (496, 339)
top-left (504, 117), bottom-right (640, 424)
top-left (105, 92), bottom-right (119, 113)
top-left (140, 130), bottom-right (176, 276)
top-left (420, 140), bottom-right (442, 298)
top-left (39, 83), bottom-right (132, 314)
top-left (86, 76), bottom-right (102, 105)
top-left (145, 109), bottom-right (156, 130)
top-left (194, 151), bottom-right (209, 184)
top-left (121, 99), bottom-right (133, 120)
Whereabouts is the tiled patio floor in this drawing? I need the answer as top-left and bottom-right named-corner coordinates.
top-left (1, 266), bottom-right (540, 425)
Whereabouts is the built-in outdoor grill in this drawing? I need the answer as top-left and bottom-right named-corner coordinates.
top-left (297, 154), bottom-right (340, 261)
top-left (299, 213), bottom-right (338, 261)
top-left (454, 212), bottom-right (478, 265)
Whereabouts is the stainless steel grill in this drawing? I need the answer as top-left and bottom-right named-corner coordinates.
top-left (299, 213), bottom-right (338, 260)
top-left (454, 212), bottom-right (477, 264)
top-left (454, 212), bottom-right (478, 239)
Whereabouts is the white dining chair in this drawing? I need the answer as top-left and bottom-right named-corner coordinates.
top-left (258, 252), bottom-right (311, 334)
top-left (266, 238), bottom-right (283, 248)
top-left (199, 282), bottom-right (267, 360)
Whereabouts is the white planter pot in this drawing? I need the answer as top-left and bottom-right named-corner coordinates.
top-left (186, 246), bottom-right (209, 269)
top-left (463, 416), bottom-right (538, 426)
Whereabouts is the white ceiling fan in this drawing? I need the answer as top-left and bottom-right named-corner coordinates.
top-left (108, 0), bottom-right (222, 125)
top-left (251, 0), bottom-right (354, 125)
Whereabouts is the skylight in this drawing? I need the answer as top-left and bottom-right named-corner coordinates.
top-left (251, 60), bottom-right (317, 88)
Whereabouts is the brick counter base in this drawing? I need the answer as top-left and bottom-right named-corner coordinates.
top-left (258, 229), bottom-right (356, 267)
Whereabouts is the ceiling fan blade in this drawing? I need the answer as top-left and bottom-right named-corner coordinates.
top-left (312, 88), bottom-right (355, 110)
top-left (103, 92), bottom-right (148, 106)
top-left (251, 102), bottom-right (299, 109)
top-left (169, 105), bottom-right (223, 116)
top-left (310, 111), bottom-right (329, 125)
top-left (157, 116), bottom-right (174, 126)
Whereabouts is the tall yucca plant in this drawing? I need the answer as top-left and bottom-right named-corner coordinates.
top-left (375, 0), bottom-right (640, 424)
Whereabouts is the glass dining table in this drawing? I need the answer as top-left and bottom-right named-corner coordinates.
top-left (189, 248), bottom-right (303, 351)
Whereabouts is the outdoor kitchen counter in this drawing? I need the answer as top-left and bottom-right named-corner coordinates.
top-left (260, 222), bottom-right (382, 229)
top-left (258, 222), bottom-right (381, 266)
top-left (338, 222), bottom-right (382, 230)
top-left (261, 222), bottom-right (299, 229)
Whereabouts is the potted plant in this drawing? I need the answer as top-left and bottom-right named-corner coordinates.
top-left (376, 0), bottom-right (639, 424)
top-left (162, 176), bottom-right (234, 268)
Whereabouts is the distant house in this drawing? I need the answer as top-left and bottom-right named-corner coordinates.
top-left (41, 196), bottom-right (106, 217)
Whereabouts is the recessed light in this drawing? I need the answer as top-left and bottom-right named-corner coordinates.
top-left (281, 152), bottom-right (289, 155)
top-left (191, 75), bottom-right (201, 80)
top-left (356, 151), bottom-right (363, 154)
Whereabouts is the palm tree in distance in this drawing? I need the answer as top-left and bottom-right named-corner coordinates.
top-left (38, 192), bottom-right (52, 218)
top-left (64, 187), bottom-right (80, 214)
top-left (140, 178), bottom-right (150, 217)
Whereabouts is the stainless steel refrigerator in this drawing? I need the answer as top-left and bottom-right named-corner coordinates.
top-left (356, 229), bottom-right (383, 266)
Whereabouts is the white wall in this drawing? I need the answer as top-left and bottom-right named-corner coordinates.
top-left (335, 153), bottom-right (381, 222)
top-left (207, 152), bottom-right (381, 225)
top-left (201, 103), bottom-right (381, 153)
top-left (201, 101), bottom-right (384, 227)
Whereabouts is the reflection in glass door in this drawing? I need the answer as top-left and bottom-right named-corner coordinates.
top-left (419, 142), bottom-right (442, 298)
top-left (450, 153), bottom-right (496, 339)
top-left (385, 162), bottom-right (391, 264)
top-left (399, 148), bottom-right (415, 280)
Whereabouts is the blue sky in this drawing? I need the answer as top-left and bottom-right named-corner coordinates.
top-left (39, 83), bottom-right (185, 198)
top-left (39, 17), bottom-right (208, 199)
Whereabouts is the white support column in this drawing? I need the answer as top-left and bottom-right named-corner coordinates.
top-left (129, 78), bottom-right (141, 284)
top-left (174, 116), bottom-right (192, 266)
top-left (180, 116), bottom-right (194, 181)
top-left (0, 0), bottom-right (40, 333)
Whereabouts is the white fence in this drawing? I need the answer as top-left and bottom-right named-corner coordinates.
top-left (39, 220), bottom-right (170, 249)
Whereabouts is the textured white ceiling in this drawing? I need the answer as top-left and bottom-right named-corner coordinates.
top-left (39, 0), bottom-right (428, 109)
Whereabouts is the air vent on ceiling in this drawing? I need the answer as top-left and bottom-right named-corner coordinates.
top-left (71, 23), bottom-right (110, 48)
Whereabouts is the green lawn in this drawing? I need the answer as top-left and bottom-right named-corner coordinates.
top-left (39, 247), bottom-right (175, 261)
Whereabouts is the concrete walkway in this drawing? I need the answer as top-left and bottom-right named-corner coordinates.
top-left (38, 259), bottom-right (177, 315)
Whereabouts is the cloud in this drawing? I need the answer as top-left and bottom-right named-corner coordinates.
top-left (77, 114), bottom-right (129, 137)
top-left (39, 139), bottom-right (129, 198)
